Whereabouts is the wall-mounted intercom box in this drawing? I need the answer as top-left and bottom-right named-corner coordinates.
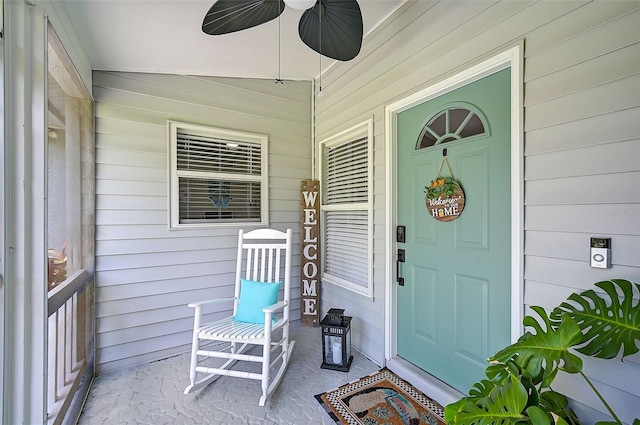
top-left (590, 237), bottom-right (611, 269)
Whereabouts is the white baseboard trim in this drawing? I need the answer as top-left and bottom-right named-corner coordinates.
top-left (385, 356), bottom-right (465, 408)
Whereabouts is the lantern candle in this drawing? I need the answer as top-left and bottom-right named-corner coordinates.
top-left (320, 309), bottom-right (353, 372)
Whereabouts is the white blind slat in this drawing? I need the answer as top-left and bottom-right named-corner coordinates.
top-left (325, 137), bottom-right (368, 204)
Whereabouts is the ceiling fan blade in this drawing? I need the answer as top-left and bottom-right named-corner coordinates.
top-left (298, 0), bottom-right (363, 61)
top-left (203, 0), bottom-right (286, 35)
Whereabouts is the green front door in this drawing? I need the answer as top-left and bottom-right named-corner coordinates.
top-left (396, 68), bottom-right (511, 392)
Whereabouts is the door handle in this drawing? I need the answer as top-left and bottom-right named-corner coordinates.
top-left (397, 249), bottom-right (405, 286)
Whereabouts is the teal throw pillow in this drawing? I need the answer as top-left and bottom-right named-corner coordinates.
top-left (234, 279), bottom-right (282, 324)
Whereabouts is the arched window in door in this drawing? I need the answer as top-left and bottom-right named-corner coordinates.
top-left (416, 105), bottom-right (489, 149)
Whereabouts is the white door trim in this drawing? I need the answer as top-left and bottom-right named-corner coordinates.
top-left (383, 45), bottom-right (524, 405)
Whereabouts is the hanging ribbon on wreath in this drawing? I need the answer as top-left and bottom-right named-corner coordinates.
top-left (424, 149), bottom-right (465, 222)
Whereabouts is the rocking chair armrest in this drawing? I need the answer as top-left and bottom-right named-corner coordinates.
top-left (188, 297), bottom-right (236, 309)
top-left (262, 300), bottom-right (287, 314)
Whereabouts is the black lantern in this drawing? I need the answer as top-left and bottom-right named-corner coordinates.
top-left (320, 308), bottom-right (353, 372)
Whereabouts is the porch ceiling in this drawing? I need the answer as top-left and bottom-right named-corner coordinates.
top-left (59, 0), bottom-right (406, 81)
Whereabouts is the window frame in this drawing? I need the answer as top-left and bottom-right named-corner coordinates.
top-left (416, 102), bottom-right (489, 150)
top-left (168, 120), bottom-right (269, 229)
top-left (318, 118), bottom-right (374, 299)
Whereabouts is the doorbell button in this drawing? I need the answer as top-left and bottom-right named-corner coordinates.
top-left (590, 237), bottom-right (611, 269)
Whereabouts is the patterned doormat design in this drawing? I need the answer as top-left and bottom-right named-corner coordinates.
top-left (315, 368), bottom-right (445, 425)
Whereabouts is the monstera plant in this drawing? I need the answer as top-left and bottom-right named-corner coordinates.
top-left (445, 279), bottom-right (640, 425)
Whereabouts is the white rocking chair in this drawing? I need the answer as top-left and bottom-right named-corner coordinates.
top-left (184, 228), bottom-right (294, 406)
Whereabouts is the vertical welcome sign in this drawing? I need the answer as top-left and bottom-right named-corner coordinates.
top-left (300, 180), bottom-right (320, 326)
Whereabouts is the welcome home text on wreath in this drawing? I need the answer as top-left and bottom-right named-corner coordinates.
top-left (424, 150), bottom-right (465, 222)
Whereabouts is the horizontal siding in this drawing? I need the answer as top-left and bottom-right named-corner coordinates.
top-left (525, 171), bottom-right (640, 205)
top-left (525, 140), bottom-right (639, 179)
top-left (524, 256), bottom-right (639, 295)
top-left (315, 1), bottom-right (640, 423)
top-left (554, 371), bottom-right (640, 421)
top-left (524, 75), bottom-right (639, 131)
top-left (524, 8), bottom-right (639, 81)
top-left (525, 43), bottom-right (640, 106)
top-left (93, 72), bottom-right (311, 373)
top-left (525, 107), bottom-right (639, 155)
top-left (526, 231), bottom-right (639, 267)
top-left (526, 204), bottom-right (639, 235)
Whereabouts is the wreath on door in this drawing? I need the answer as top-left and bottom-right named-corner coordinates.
top-left (424, 155), bottom-right (465, 222)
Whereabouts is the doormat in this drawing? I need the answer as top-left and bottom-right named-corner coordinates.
top-left (315, 368), bottom-right (445, 425)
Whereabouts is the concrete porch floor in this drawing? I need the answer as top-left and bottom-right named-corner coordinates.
top-left (78, 324), bottom-right (381, 424)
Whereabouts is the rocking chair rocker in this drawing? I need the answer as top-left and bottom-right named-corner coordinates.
top-left (184, 228), bottom-right (294, 406)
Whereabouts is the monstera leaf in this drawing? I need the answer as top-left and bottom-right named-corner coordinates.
top-left (445, 379), bottom-right (498, 422)
top-left (539, 390), bottom-right (580, 425)
top-left (551, 279), bottom-right (640, 359)
top-left (449, 374), bottom-right (529, 425)
top-left (446, 370), bottom-right (580, 425)
top-left (468, 378), bottom-right (497, 399)
top-left (485, 360), bottom-right (519, 383)
top-left (491, 307), bottom-right (584, 387)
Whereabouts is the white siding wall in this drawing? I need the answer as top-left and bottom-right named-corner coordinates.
top-left (93, 72), bottom-right (311, 373)
top-left (314, 1), bottom-right (639, 423)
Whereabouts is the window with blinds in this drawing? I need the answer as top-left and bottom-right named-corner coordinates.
top-left (319, 119), bottom-right (373, 298)
top-left (168, 121), bottom-right (268, 228)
